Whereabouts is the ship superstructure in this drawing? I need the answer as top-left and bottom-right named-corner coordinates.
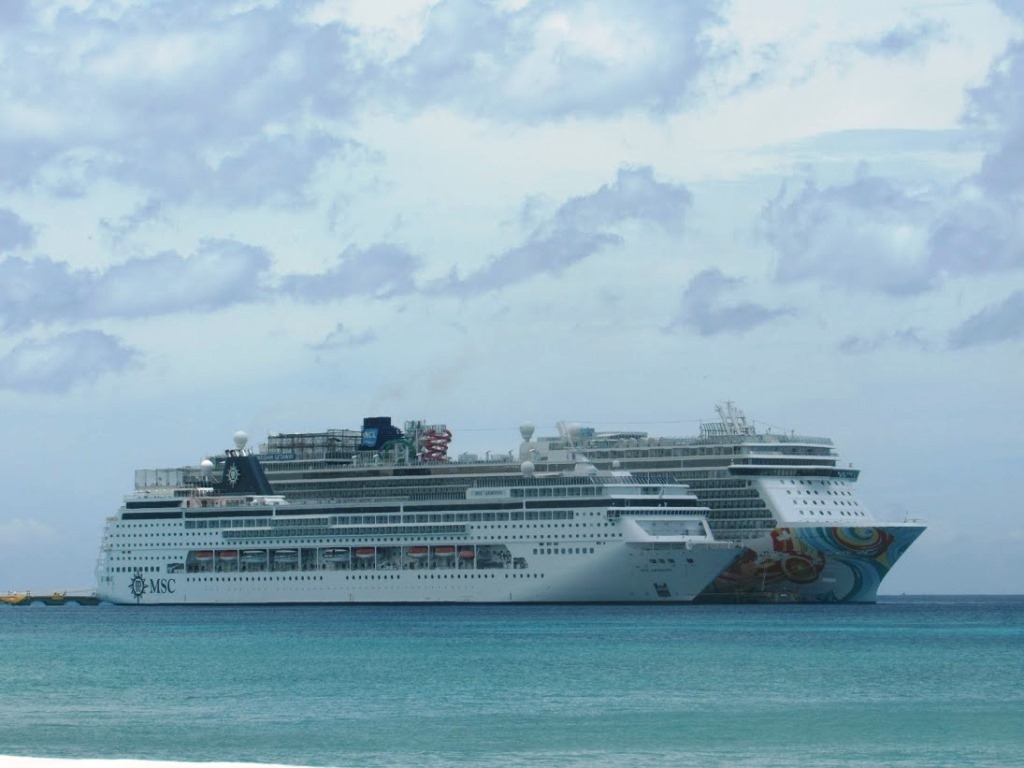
top-left (256, 405), bottom-right (925, 603)
top-left (95, 432), bottom-right (741, 604)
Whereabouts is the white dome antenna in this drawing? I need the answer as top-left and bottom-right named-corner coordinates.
top-left (233, 431), bottom-right (249, 451)
top-left (519, 422), bottom-right (535, 442)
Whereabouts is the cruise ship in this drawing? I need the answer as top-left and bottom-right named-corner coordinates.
top-left (256, 405), bottom-right (926, 603)
top-left (94, 433), bottom-right (742, 604)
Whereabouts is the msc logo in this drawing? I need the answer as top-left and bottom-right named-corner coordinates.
top-left (129, 571), bottom-right (146, 602)
top-left (128, 571), bottom-right (176, 602)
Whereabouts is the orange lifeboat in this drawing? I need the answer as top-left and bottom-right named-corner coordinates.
top-left (407, 546), bottom-right (428, 558)
top-left (355, 547), bottom-right (376, 559)
top-left (459, 549), bottom-right (475, 560)
top-left (434, 546), bottom-right (455, 557)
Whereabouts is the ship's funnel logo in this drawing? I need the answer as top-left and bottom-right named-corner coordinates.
top-left (227, 463), bottom-right (241, 486)
top-left (129, 570), bottom-right (147, 602)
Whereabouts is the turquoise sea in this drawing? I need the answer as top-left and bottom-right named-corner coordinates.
top-left (1, 596), bottom-right (1022, 768)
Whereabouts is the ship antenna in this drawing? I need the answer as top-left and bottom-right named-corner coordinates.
top-left (715, 402), bottom-right (753, 436)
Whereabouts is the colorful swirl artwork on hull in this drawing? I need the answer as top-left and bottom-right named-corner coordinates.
top-left (706, 526), bottom-right (923, 603)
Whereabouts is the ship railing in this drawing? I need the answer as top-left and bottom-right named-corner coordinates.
top-left (346, 452), bottom-right (517, 468)
top-left (694, 434), bottom-right (834, 447)
top-left (272, 493), bottom-right (468, 505)
top-left (545, 434), bottom-right (835, 451)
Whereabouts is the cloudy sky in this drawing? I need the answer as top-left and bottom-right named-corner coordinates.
top-left (1, 0), bottom-right (1021, 596)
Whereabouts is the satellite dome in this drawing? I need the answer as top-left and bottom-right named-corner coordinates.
top-left (233, 431), bottom-right (249, 450)
top-left (200, 459), bottom-right (214, 476)
top-left (521, 460), bottom-right (535, 477)
top-left (519, 422), bottom-right (535, 442)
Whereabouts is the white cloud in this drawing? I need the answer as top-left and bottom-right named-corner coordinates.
top-left (760, 174), bottom-right (937, 295)
top-left (0, 2), bottom-right (366, 202)
top-left (948, 291), bottom-right (1024, 348)
top-left (0, 240), bottom-right (272, 329)
top-left (0, 330), bottom-right (139, 393)
top-left (433, 166), bottom-right (692, 295)
top-left (667, 269), bottom-right (791, 336)
top-left (850, 20), bottom-right (948, 59)
top-left (838, 327), bottom-right (930, 354)
top-left (391, 0), bottom-right (727, 121)
top-left (281, 243), bottom-right (420, 301)
top-left (0, 208), bottom-right (34, 250)
top-left (968, 40), bottom-right (1024, 197)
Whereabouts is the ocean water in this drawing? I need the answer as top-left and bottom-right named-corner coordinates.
top-left (1, 597), bottom-right (1022, 768)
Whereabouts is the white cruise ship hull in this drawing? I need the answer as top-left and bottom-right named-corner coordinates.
top-left (97, 540), bottom-right (740, 605)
